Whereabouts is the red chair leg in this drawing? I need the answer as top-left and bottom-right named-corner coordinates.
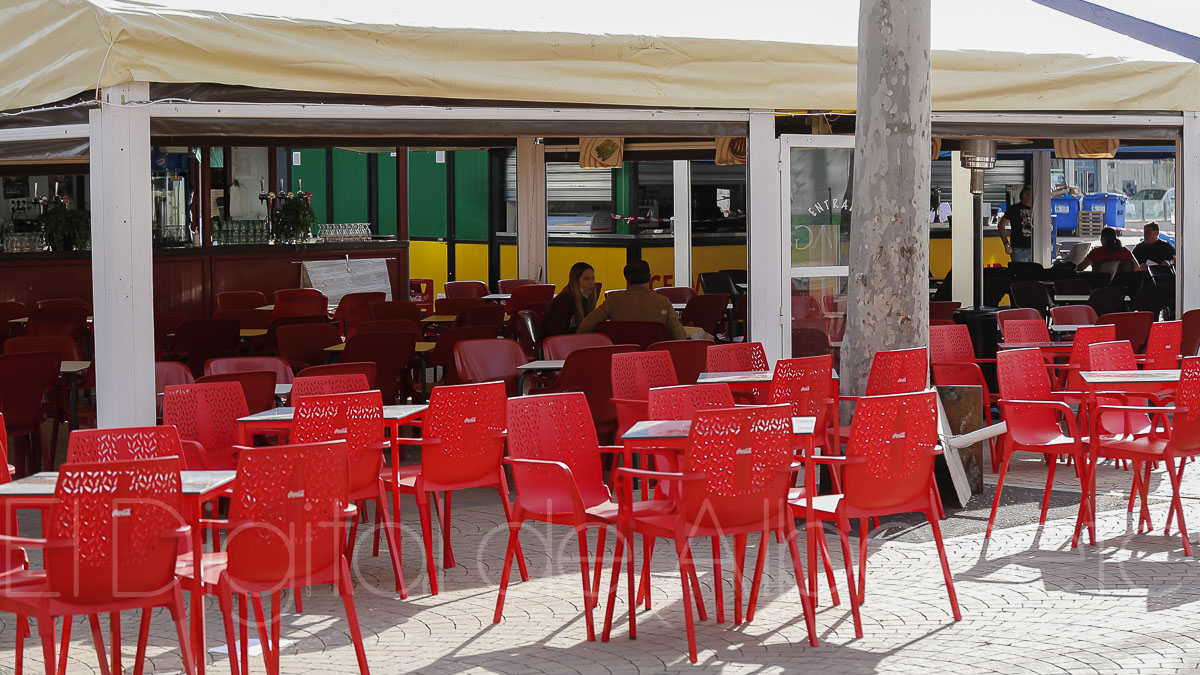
top-left (637, 535), bottom-right (655, 609)
top-left (857, 518), bottom-right (869, 605)
top-left (58, 613), bottom-right (73, 675)
top-left (415, 490), bottom-right (439, 595)
top-left (1039, 455), bottom-right (1058, 524)
top-left (250, 594), bottom-right (276, 674)
top-left (39, 615), bottom-right (56, 675)
top-left (217, 587), bottom-right (240, 675)
top-left (745, 529), bottom-right (770, 622)
top-left (732, 533), bottom-right (747, 625)
top-left (711, 536), bottom-right (724, 624)
top-left (496, 483), bottom-right (529, 582)
top-left (15, 614), bottom-right (26, 675)
top-left (575, 526), bottom-right (597, 642)
top-left (170, 586), bottom-right (198, 675)
top-left (491, 512), bottom-right (522, 624)
top-left (591, 527), bottom-right (607, 600)
top-left (675, 536), bottom-right (699, 663)
top-left (985, 448), bottom-right (1015, 538)
top-left (441, 492), bottom-right (455, 568)
top-left (1165, 457), bottom-right (1193, 557)
top-left (817, 527), bottom-right (841, 607)
top-left (372, 501), bottom-right (382, 557)
top-left (927, 494), bottom-right (963, 620)
top-left (374, 482), bottom-right (407, 596)
top-left (782, 517), bottom-right (818, 647)
top-left (390, 482), bottom-right (407, 599)
top-left (600, 524), bottom-right (628, 642)
top-left (338, 559), bottom-right (371, 675)
top-left (238, 594), bottom-right (249, 675)
top-left (836, 514), bottom-right (863, 638)
top-left (87, 614), bottom-right (110, 675)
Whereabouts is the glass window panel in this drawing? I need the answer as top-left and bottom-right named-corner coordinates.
top-left (790, 276), bottom-right (847, 360)
top-left (788, 148), bottom-right (853, 268)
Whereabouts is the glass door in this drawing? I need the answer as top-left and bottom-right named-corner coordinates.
top-left (779, 134), bottom-right (855, 359)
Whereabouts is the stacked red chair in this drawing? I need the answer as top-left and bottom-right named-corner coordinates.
top-left (543, 333), bottom-right (612, 360)
top-left (705, 342), bottom-right (770, 403)
top-left (647, 339), bottom-right (711, 385)
top-left (163, 382), bottom-right (249, 470)
top-left (610, 350), bottom-right (678, 438)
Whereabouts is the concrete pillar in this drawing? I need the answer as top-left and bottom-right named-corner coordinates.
top-left (1180, 113), bottom-right (1200, 313)
top-left (747, 110), bottom-right (784, 364)
top-left (89, 82), bottom-right (156, 427)
top-left (515, 137), bottom-right (547, 282)
top-left (672, 160), bottom-right (692, 289)
top-left (1032, 151), bottom-right (1054, 265)
top-left (951, 150), bottom-right (974, 305)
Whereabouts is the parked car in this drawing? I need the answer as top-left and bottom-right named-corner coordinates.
top-left (1126, 187), bottom-right (1174, 224)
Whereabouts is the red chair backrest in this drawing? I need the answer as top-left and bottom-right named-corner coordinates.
top-left (226, 442), bottom-right (349, 584)
top-left (289, 372), bottom-right (372, 405)
top-left (351, 319), bottom-right (422, 339)
top-left (1088, 340), bottom-right (1136, 371)
top-left (66, 425), bottom-right (183, 463)
top-left (454, 339), bottom-right (528, 396)
top-left (1173, 357), bottom-right (1200, 453)
top-left (791, 325), bottom-right (832, 358)
top-left (1098, 311), bottom-right (1155, 353)
top-left (212, 308), bottom-right (273, 330)
top-left (505, 284), bottom-right (556, 314)
top-left (506, 392), bottom-right (609, 514)
top-left (215, 290), bottom-right (268, 312)
top-left (997, 348), bottom-right (1060, 445)
top-left (163, 382), bottom-right (249, 463)
top-left (154, 311), bottom-right (187, 347)
top-left (273, 288), bottom-right (323, 303)
top-left (1064, 324), bottom-right (1117, 390)
top-left (169, 319), bottom-right (241, 376)
top-left (497, 278), bottom-right (537, 294)
top-left (195, 371), bottom-right (276, 415)
top-left (1145, 320), bottom-right (1183, 370)
top-left (341, 332), bottom-right (416, 404)
top-left (37, 298), bottom-right (89, 311)
top-left (680, 293), bottom-right (729, 336)
top-left (46, 458), bottom-right (182, 602)
top-left (0, 302), bottom-right (28, 324)
top-left (273, 294), bottom-right (329, 320)
top-left (557, 345), bottom-right (639, 432)
top-left (205, 356), bottom-right (294, 384)
top-left (542, 333), bottom-right (612, 360)
top-left (865, 347), bottom-right (928, 395)
top-left (154, 361), bottom-right (194, 395)
top-left (444, 281), bottom-right (489, 299)
top-left (408, 279), bottom-right (434, 315)
top-left (929, 301), bottom-right (961, 322)
top-left (706, 342), bottom-right (768, 373)
top-left (0, 352), bottom-right (62, 428)
top-left (333, 292), bottom-right (387, 332)
top-left (275, 323), bottom-right (342, 369)
top-left (679, 405), bottom-right (793, 530)
top-left (427, 327), bottom-right (498, 384)
top-left (647, 339), bottom-right (711, 385)
top-left (929, 324), bottom-right (976, 364)
top-left (4, 335), bottom-right (83, 360)
top-left (453, 304), bottom-right (506, 333)
top-left (595, 321), bottom-right (670, 350)
top-left (369, 300), bottom-right (423, 323)
top-left (1003, 319), bottom-right (1051, 344)
top-left (1049, 304), bottom-right (1098, 326)
top-left (421, 381), bottom-right (507, 488)
top-left (842, 391), bottom-right (938, 512)
top-left (25, 306), bottom-right (87, 339)
top-left (295, 362), bottom-right (377, 384)
top-left (611, 350), bottom-right (677, 401)
top-left (647, 383), bottom-right (734, 420)
top-left (1183, 309), bottom-right (1200, 359)
top-left (434, 297), bottom-right (486, 316)
top-left (292, 390), bottom-right (385, 494)
top-left (791, 294), bottom-right (822, 321)
top-left (996, 308), bottom-right (1041, 330)
top-left (769, 355), bottom-right (833, 430)
top-left (513, 310), bottom-right (541, 359)
top-left (656, 286), bottom-right (697, 304)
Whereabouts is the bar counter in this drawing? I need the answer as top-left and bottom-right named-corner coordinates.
top-left (0, 240), bottom-right (409, 317)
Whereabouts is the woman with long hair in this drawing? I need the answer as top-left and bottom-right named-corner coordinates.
top-left (541, 262), bottom-right (598, 337)
top-left (1078, 227), bottom-right (1135, 271)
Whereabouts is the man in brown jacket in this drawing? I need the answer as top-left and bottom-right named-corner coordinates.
top-left (577, 260), bottom-right (688, 339)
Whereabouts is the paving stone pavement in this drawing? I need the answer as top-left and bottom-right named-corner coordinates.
top-left (1, 452), bottom-right (1199, 674)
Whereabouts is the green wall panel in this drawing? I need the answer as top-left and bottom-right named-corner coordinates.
top-left (453, 150), bottom-right (490, 242)
top-left (332, 148), bottom-right (368, 224)
top-left (290, 148), bottom-right (328, 225)
top-left (377, 151), bottom-right (397, 237)
top-left (408, 151), bottom-right (447, 238)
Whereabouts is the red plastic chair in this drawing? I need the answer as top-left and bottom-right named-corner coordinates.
top-left (497, 278), bottom-right (537, 294)
top-left (155, 361), bottom-right (194, 396)
top-left (706, 341), bottom-right (770, 403)
top-left (679, 293), bottom-right (729, 339)
top-left (212, 308), bottom-right (273, 330)
top-left (408, 278), bottom-right (435, 316)
top-left (66, 425), bottom-right (186, 462)
top-left (1059, 324), bottom-right (1117, 393)
top-left (369, 300), bottom-right (423, 323)
top-left (275, 323), bottom-right (341, 371)
top-left (792, 325), bottom-right (832, 358)
top-left (444, 280), bottom-right (489, 299)
top-left (296, 362), bottom-right (377, 385)
top-left (996, 307), bottom-right (1041, 329)
top-left (333, 291), bottom-right (387, 334)
top-left (602, 405), bottom-right (818, 661)
top-left (391, 381), bottom-right (523, 595)
top-left (532, 345), bottom-right (639, 441)
top-left (166, 319), bottom-right (241, 377)
top-left (24, 307), bottom-right (88, 344)
top-left (0, 352), bottom-right (61, 473)
top-left (350, 318), bottom-right (422, 339)
top-left (646, 384), bottom-right (734, 420)
top-left (513, 309), bottom-right (542, 359)
top-left (543, 333), bottom-right (613, 360)
top-left (341, 332), bottom-right (417, 404)
top-left (505, 284), bottom-right (555, 315)
top-left (647, 339), bottom-right (711, 385)
top-left (36, 298), bottom-right (89, 311)
top-left (260, 315), bottom-right (327, 357)
top-left (1182, 309), bottom-right (1200, 358)
top-left (453, 304), bottom-right (506, 334)
top-left (154, 311), bottom-right (188, 348)
top-left (293, 390), bottom-right (405, 595)
top-left (611, 351), bottom-right (678, 438)
top-left (1049, 304), bottom-right (1098, 327)
top-left (1144, 320), bottom-right (1183, 370)
top-left (288, 373), bottom-right (371, 405)
top-left (214, 290), bottom-right (268, 312)
top-left (273, 294), bottom-right (329, 321)
top-left (0, 302), bottom-right (27, 350)
top-left (195, 370), bottom-right (277, 415)
top-left (5, 335), bottom-right (90, 428)
top-left (204, 355), bottom-right (294, 385)
top-left (183, 442), bottom-right (369, 674)
top-left (494, 391), bottom-right (657, 641)
top-left (273, 287), bottom-right (323, 303)
top-left (425, 326), bottom-right (497, 385)
top-left (929, 301), bottom-right (961, 322)
top-left (769, 355), bottom-right (835, 451)
top-left (987, 348), bottom-right (1088, 538)
top-left (788, 391), bottom-right (960, 638)
top-left (595, 321), bottom-right (671, 351)
top-left (1002, 318), bottom-right (1052, 344)
top-left (434, 297), bottom-right (486, 316)
top-left (0, 457), bottom-right (194, 675)
top-left (655, 287), bottom-right (697, 304)
top-left (454, 338), bottom-right (529, 396)
top-left (163, 382), bottom-right (248, 469)
top-left (930, 324), bottom-right (1001, 463)
top-left (1098, 311), bottom-right (1155, 353)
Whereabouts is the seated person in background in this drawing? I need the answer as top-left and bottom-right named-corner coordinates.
top-left (578, 259), bottom-right (687, 340)
top-left (541, 261), bottom-right (598, 337)
top-left (1132, 221), bottom-right (1175, 271)
top-left (1076, 227), bottom-right (1136, 271)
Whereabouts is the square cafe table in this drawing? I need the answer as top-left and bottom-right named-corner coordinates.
top-left (696, 368), bottom-right (839, 392)
top-left (516, 360), bottom-right (564, 392)
top-left (0, 470), bottom-right (237, 675)
top-left (236, 404), bottom-right (427, 446)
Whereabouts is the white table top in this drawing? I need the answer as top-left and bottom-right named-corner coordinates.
top-left (239, 403), bottom-right (427, 423)
top-left (482, 293), bottom-right (511, 301)
top-left (1080, 369), bottom-right (1180, 384)
top-left (672, 303), bottom-right (734, 312)
top-left (275, 383), bottom-right (291, 396)
top-left (697, 368), bottom-right (838, 384)
top-left (61, 360), bottom-right (90, 374)
top-left (0, 470), bottom-right (236, 497)
top-left (622, 416), bottom-right (816, 440)
top-left (518, 360), bottom-right (565, 371)
top-left (1049, 324), bottom-right (1088, 333)
top-left (9, 316), bottom-right (93, 324)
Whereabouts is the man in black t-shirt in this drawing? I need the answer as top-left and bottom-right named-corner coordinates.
top-left (999, 187), bottom-right (1034, 263)
top-left (1133, 221), bottom-right (1175, 271)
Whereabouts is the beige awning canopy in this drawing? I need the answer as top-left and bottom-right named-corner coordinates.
top-left (1, 0), bottom-right (1198, 116)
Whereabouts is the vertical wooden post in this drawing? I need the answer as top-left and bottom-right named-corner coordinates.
top-left (842, 0), bottom-right (932, 396)
top-left (516, 137), bottom-right (547, 282)
top-left (396, 147), bottom-right (411, 299)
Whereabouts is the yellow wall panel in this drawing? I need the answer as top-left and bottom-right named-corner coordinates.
top-left (409, 240), bottom-right (448, 295)
top-left (499, 244), bottom-right (517, 282)
top-left (690, 245), bottom-right (747, 289)
top-left (930, 238), bottom-right (1011, 281)
top-left (641, 247), bottom-right (675, 288)
top-left (455, 243), bottom-right (489, 285)
top-left (548, 246), bottom-right (625, 293)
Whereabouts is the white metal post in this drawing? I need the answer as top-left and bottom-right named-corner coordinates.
top-left (1032, 151), bottom-right (1053, 265)
top-left (515, 137), bottom-right (547, 282)
top-left (950, 151), bottom-right (974, 305)
top-left (672, 160), bottom-right (692, 289)
top-left (89, 82), bottom-right (156, 427)
top-left (747, 110), bottom-right (784, 364)
top-left (1180, 112), bottom-right (1200, 313)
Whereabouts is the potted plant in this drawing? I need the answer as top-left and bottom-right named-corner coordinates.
top-left (37, 202), bottom-right (90, 252)
top-left (272, 191), bottom-right (316, 244)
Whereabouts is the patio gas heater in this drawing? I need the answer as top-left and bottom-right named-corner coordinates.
top-left (960, 139), bottom-right (997, 309)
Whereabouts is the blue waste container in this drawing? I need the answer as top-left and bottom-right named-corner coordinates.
top-left (1082, 192), bottom-right (1127, 230)
top-left (1051, 195), bottom-right (1081, 234)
